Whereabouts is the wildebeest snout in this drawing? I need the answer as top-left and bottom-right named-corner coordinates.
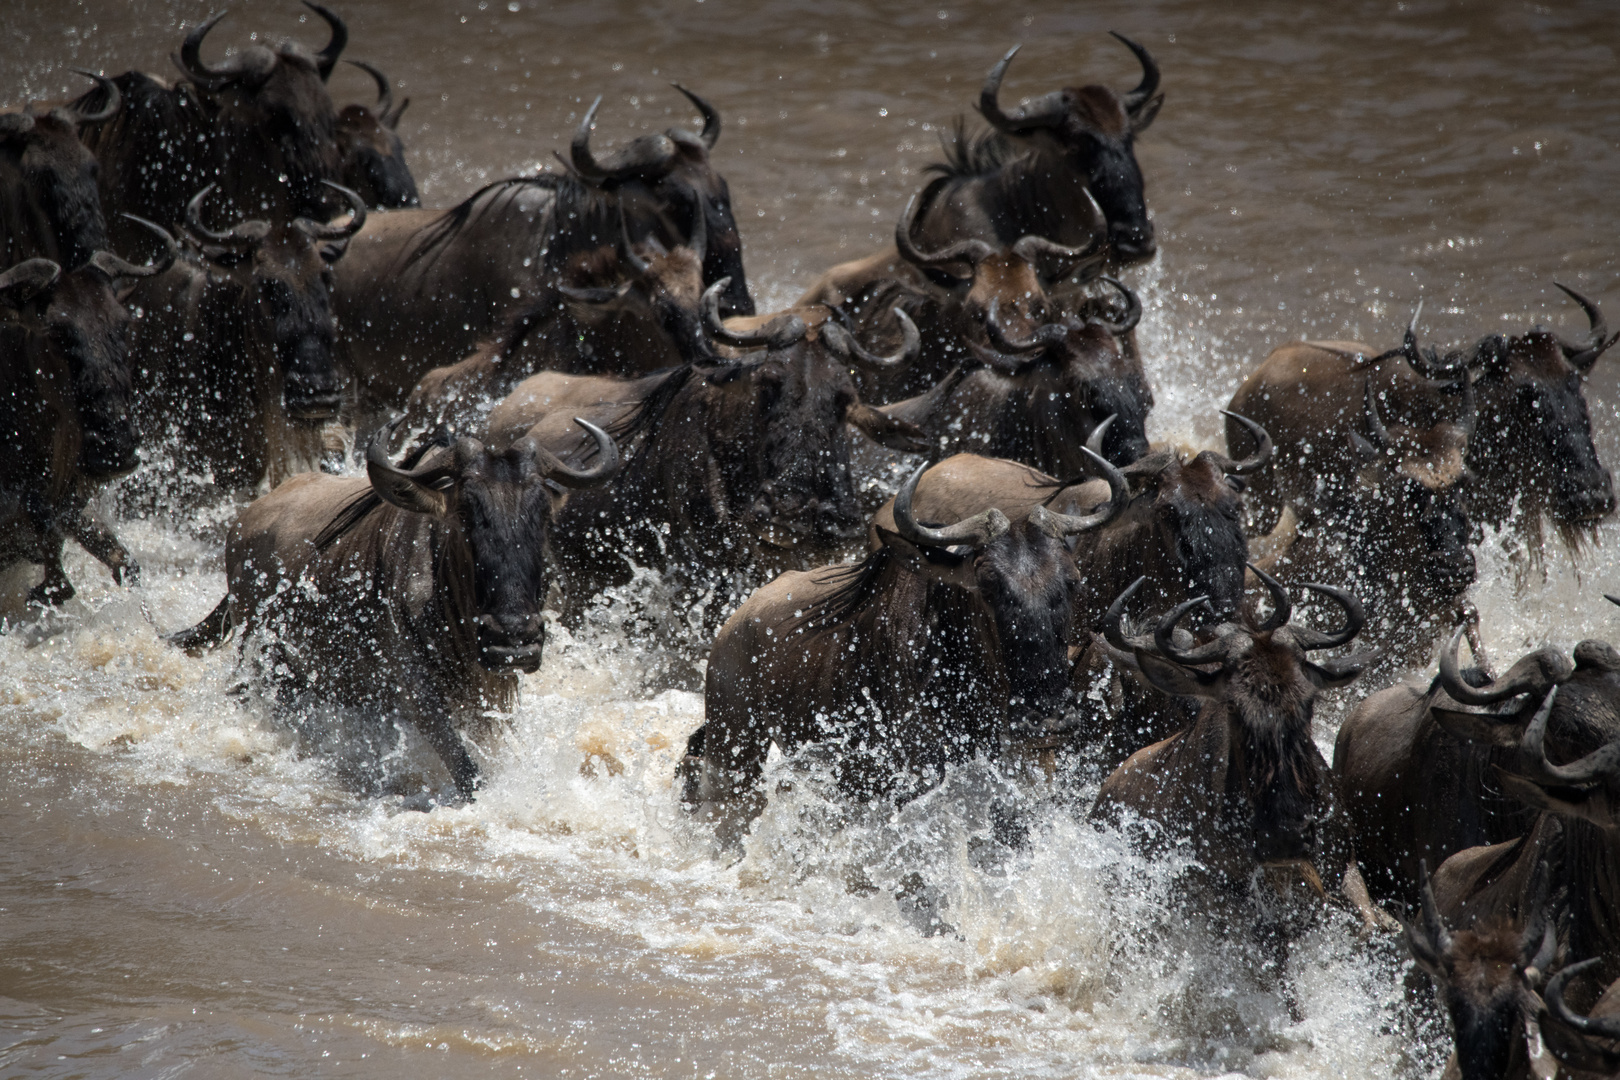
top-left (1109, 219), bottom-right (1156, 262)
top-left (282, 340), bottom-right (343, 421)
top-left (475, 612), bottom-right (545, 673)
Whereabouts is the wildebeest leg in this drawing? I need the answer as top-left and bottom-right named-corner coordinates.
top-left (412, 690), bottom-right (481, 802)
top-left (696, 741), bottom-right (768, 850)
top-left (163, 593), bottom-right (234, 654)
top-left (28, 546), bottom-right (74, 607)
top-left (677, 725), bottom-right (707, 809)
top-left (66, 509), bottom-right (139, 586)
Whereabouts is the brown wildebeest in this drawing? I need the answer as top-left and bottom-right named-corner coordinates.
top-left (915, 35), bottom-right (1163, 266)
top-left (333, 89), bottom-right (753, 422)
top-left (1094, 569), bottom-right (1376, 924)
top-left (71, 4), bottom-right (351, 245)
top-left (125, 182), bottom-right (363, 489)
top-left (334, 60), bottom-right (417, 209)
top-left (1334, 625), bottom-right (1582, 906)
top-left (687, 451), bottom-right (1127, 843)
top-left (166, 421), bottom-right (620, 801)
top-left (0, 71), bottom-right (121, 270)
top-left (0, 229), bottom-right (176, 604)
top-left (479, 282), bottom-right (924, 607)
top-left (792, 191), bottom-right (1106, 404)
top-left (1227, 315), bottom-right (1478, 656)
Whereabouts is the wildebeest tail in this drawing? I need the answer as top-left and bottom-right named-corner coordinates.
top-left (163, 593), bottom-right (234, 654)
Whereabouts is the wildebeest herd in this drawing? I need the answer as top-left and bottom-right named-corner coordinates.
top-left (5, 8), bottom-right (1620, 1076)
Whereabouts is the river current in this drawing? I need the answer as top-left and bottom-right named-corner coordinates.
top-left (3, 1), bottom-right (1619, 1076)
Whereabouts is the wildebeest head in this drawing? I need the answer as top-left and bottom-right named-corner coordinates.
top-left (184, 181), bottom-right (365, 421)
top-left (364, 420), bottom-right (620, 672)
top-left (697, 283), bottom-right (927, 549)
top-left (1404, 859), bottom-right (1561, 1080)
top-left (1, 71), bottom-right (120, 269)
top-left (569, 89), bottom-right (753, 317)
top-left (885, 451), bottom-right (1127, 743)
top-left (1430, 285), bottom-right (1619, 531)
top-left (0, 219), bottom-right (175, 479)
top-left (1107, 568), bottom-right (1373, 865)
top-left (967, 276), bottom-right (1154, 466)
top-left (977, 34), bottom-right (1163, 262)
top-left (170, 4), bottom-right (347, 221)
top-left (335, 59), bottom-right (418, 209)
top-left (1343, 360), bottom-right (1479, 602)
top-left (1074, 413), bottom-right (1267, 623)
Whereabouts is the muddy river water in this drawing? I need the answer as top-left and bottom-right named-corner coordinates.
top-left (3, 1), bottom-right (1619, 1076)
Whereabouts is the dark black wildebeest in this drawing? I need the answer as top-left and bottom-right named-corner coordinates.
top-left (688, 452), bottom-right (1127, 842)
top-left (335, 60), bottom-right (417, 209)
top-left (72, 3), bottom-right (350, 248)
top-left (125, 182), bottom-right (363, 489)
top-left (0, 229), bottom-right (175, 605)
top-left (334, 90), bottom-right (753, 423)
top-left (0, 72), bottom-right (121, 270)
top-left (913, 35), bottom-right (1163, 269)
top-left (167, 422), bottom-right (620, 801)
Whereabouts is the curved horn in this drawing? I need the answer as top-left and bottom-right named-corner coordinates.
top-left (88, 214), bottom-right (179, 279)
top-left (1093, 275), bottom-right (1142, 336)
top-left (296, 180), bottom-right (367, 240)
top-left (1392, 300), bottom-right (1467, 380)
top-left (1520, 685), bottom-right (1620, 787)
top-left (558, 281), bottom-right (633, 305)
top-left (1206, 410), bottom-right (1273, 474)
top-left (366, 430), bottom-right (451, 516)
top-left (64, 69), bottom-right (121, 125)
top-left (344, 59), bottom-right (393, 120)
top-left (894, 194), bottom-right (994, 275)
top-left (1151, 595), bottom-right (1228, 666)
top-left (303, 1), bottom-right (348, 82)
top-left (185, 184), bottom-right (258, 249)
top-left (978, 45), bottom-right (1068, 134)
top-left (1085, 414), bottom-right (1116, 458)
top-left (541, 418), bottom-right (621, 489)
top-left (671, 83), bottom-right (720, 149)
top-left (892, 465), bottom-right (1010, 550)
top-left (1109, 32), bottom-right (1161, 115)
top-left (822, 308), bottom-right (920, 371)
top-left (1546, 959), bottom-right (1620, 1041)
top-left (984, 297), bottom-right (1068, 354)
top-left (1011, 232), bottom-right (1105, 274)
top-left (1247, 562), bottom-right (1291, 633)
top-left (1289, 582), bottom-right (1366, 650)
top-left (174, 11), bottom-right (235, 93)
top-left (1364, 377), bottom-right (1394, 450)
top-left (0, 258), bottom-right (61, 303)
top-left (1555, 282), bottom-right (1620, 372)
top-left (618, 210), bottom-right (650, 275)
top-left (1029, 445), bottom-right (1128, 537)
top-left (965, 337), bottom-right (1034, 375)
top-left (701, 279), bottom-right (804, 349)
top-left (1104, 576), bottom-right (1153, 653)
top-left (571, 96), bottom-right (610, 184)
top-left (1415, 860), bottom-right (1455, 962)
top-left (1438, 626), bottom-right (1573, 707)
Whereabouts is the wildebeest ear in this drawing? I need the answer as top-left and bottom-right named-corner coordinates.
top-left (1133, 650), bottom-right (1224, 699)
top-left (1303, 650), bottom-right (1377, 690)
top-left (1130, 92), bottom-right (1164, 133)
top-left (846, 401), bottom-right (930, 453)
top-left (1430, 706), bottom-right (1525, 747)
top-left (319, 240), bottom-right (350, 264)
top-left (1346, 430), bottom-right (1379, 461)
top-left (874, 526), bottom-right (977, 589)
top-left (1493, 767), bottom-right (1620, 828)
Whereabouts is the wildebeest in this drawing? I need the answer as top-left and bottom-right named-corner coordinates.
top-left (879, 277), bottom-right (1152, 470)
top-left (334, 60), bottom-right (417, 209)
top-left (1334, 625), bottom-right (1576, 905)
top-left (333, 89), bottom-right (752, 422)
top-left (792, 191), bottom-right (1106, 403)
top-left (166, 421), bottom-right (620, 801)
top-left (687, 452), bottom-right (1127, 840)
top-left (0, 72), bottom-right (121, 270)
top-left (1544, 960), bottom-right (1620, 1078)
top-left (479, 282), bottom-right (925, 606)
top-left (125, 182), bottom-right (363, 489)
top-left (0, 228), bottom-right (175, 605)
top-left (912, 34), bottom-right (1163, 267)
top-left (1227, 320), bottom-right (1478, 652)
top-left (1094, 570), bottom-right (1373, 909)
top-left (71, 3), bottom-right (350, 247)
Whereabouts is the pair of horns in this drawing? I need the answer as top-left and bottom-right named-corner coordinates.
top-left (893, 445), bottom-right (1128, 551)
top-left (980, 275), bottom-right (1139, 357)
top-left (345, 59), bottom-right (408, 128)
top-left (895, 190), bottom-right (1106, 283)
top-left (979, 33), bottom-right (1160, 134)
top-left (1553, 282), bottom-right (1619, 372)
top-left (186, 181), bottom-right (367, 248)
top-left (1389, 286), bottom-right (1618, 379)
top-left (177, 3), bottom-right (347, 89)
top-left (1406, 859), bottom-right (1555, 989)
top-left (571, 86), bottom-right (720, 185)
top-left (366, 418), bottom-right (619, 516)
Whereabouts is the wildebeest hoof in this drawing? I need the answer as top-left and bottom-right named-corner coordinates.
top-left (113, 559), bottom-right (141, 587)
top-left (28, 577), bottom-right (74, 607)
